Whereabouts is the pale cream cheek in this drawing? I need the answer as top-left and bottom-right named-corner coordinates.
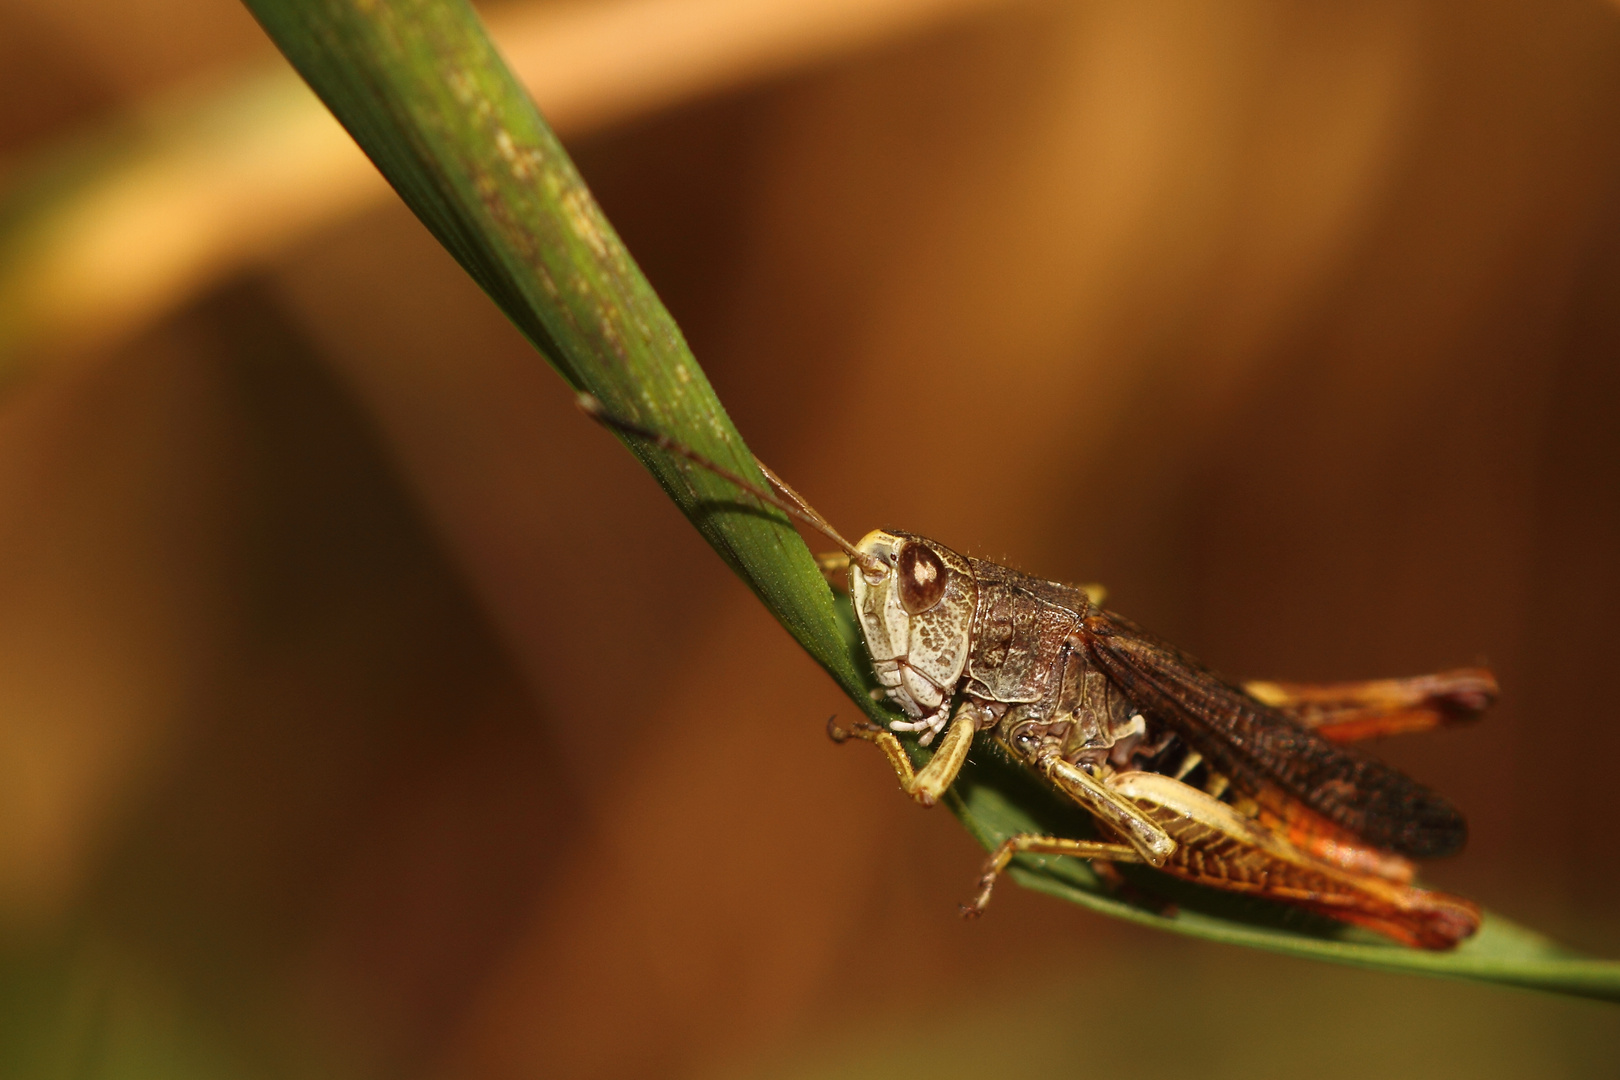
top-left (853, 566), bottom-right (970, 727)
top-left (852, 576), bottom-right (905, 663)
top-left (901, 667), bottom-right (944, 711)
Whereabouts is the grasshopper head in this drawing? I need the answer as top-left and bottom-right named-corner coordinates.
top-left (850, 530), bottom-right (977, 739)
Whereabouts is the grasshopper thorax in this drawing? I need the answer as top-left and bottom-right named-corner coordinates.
top-left (850, 530), bottom-right (977, 743)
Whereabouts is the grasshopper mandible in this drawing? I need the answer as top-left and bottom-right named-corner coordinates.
top-left (580, 396), bottom-right (1492, 949)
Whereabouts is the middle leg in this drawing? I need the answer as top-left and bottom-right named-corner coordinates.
top-left (964, 834), bottom-right (1142, 915)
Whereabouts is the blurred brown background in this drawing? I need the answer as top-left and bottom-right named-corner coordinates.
top-left (1, 0), bottom-right (1618, 1077)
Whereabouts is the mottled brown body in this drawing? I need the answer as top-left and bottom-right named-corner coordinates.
top-left (962, 555), bottom-right (1144, 770)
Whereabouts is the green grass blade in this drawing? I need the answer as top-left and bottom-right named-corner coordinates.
top-left (241, 0), bottom-right (1620, 1000)
top-left (239, 0), bottom-right (869, 708)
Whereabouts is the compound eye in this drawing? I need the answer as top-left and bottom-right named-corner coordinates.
top-left (897, 541), bottom-right (948, 614)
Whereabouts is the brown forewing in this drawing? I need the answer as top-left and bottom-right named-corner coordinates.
top-left (1080, 610), bottom-right (1468, 859)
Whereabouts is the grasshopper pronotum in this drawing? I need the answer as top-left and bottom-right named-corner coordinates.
top-left (580, 396), bottom-right (1491, 949)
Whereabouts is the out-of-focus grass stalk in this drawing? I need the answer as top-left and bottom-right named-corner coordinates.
top-left (0, 0), bottom-right (1020, 374)
top-left (98, 0), bottom-right (1617, 1000)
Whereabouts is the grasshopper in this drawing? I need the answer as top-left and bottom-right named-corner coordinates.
top-left (580, 397), bottom-right (1493, 949)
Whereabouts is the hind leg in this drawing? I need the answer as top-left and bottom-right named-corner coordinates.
top-left (1107, 771), bottom-right (1479, 948)
top-left (1243, 669), bottom-right (1497, 742)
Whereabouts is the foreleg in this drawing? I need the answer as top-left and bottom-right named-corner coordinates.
top-left (828, 705), bottom-right (979, 808)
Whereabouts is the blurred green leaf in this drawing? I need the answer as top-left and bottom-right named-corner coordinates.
top-left (241, 0), bottom-right (1620, 1000)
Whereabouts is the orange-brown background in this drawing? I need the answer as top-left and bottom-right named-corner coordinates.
top-left (0, 0), bottom-right (1617, 1077)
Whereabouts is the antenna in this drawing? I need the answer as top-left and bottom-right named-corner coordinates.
top-left (576, 394), bottom-right (883, 575)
